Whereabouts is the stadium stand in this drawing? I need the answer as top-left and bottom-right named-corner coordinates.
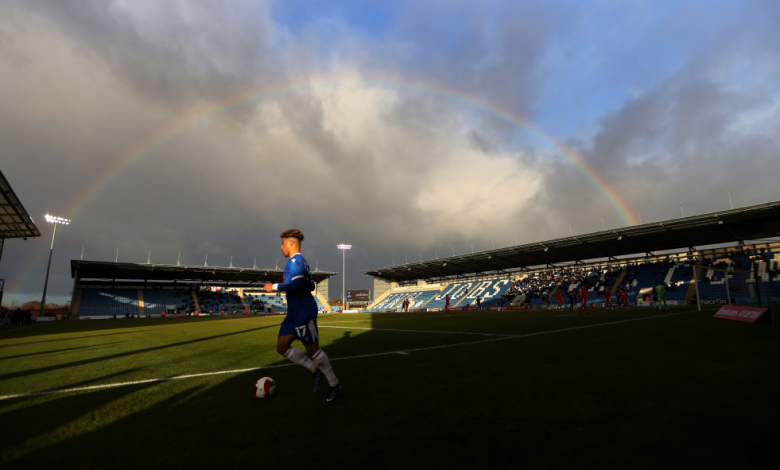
top-left (365, 247), bottom-right (780, 312)
top-left (247, 293), bottom-right (287, 312)
top-left (458, 278), bottom-right (512, 307)
top-left (78, 288), bottom-right (139, 317)
top-left (142, 288), bottom-right (191, 315)
top-left (425, 281), bottom-right (479, 309)
top-left (371, 292), bottom-right (408, 311)
top-left (196, 289), bottom-right (244, 313)
top-left (390, 288), bottom-right (442, 310)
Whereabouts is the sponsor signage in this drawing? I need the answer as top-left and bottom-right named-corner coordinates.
top-left (438, 305), bottom-right (532, 312)
top-left (701, 299), bottom-right (728, 305)
top-left (713, 306), bottom-right (773, 323)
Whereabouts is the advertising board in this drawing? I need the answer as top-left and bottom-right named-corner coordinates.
top-left (713, 306), bottom-right (773, 323)
top-left (346, 290), bottom-right (370, 302)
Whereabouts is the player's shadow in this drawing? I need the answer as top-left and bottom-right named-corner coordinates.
top-left (329, 330), bottom-right (352, 346)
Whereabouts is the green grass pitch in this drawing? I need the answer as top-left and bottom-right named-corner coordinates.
top-left (1, 306), bottom-right (778, 469)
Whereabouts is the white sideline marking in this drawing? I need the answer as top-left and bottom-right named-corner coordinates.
top-left (319, 325), bottom-right (510, 336)
top-left (0, 309), bottom-right (700, 402)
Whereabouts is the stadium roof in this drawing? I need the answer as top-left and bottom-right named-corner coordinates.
top-left (0, 169), bottom-right (40, 239)
top-left (71, 260), bottom-right (337, 284)
top-left (362, 199), bottom-right (780, 282)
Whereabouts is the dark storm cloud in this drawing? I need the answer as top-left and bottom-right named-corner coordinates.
top-left (16, 0), bottom-right (279, 110)
top-left (391, 0), bottom-right (553, 118)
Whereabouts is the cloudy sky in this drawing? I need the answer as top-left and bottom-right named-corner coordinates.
top-left (2, 0), bottom-right (779, 305)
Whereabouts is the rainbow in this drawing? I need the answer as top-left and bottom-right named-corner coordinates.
top-left (12, 76), bottom-right (637, 296)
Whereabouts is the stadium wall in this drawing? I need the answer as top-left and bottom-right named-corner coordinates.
top-left (367, 242), bottom-right (780, 311)
top-left (372, 277), bottom-right (392, 301)
top-left (316, 278), bottom-right (329, 301)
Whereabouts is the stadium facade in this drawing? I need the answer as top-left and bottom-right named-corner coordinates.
top-left (0, 169), bottom-right (40, 308)
top-left (69, 260), bottom-right (337, 319)
top-left (362, 200), bottom-right (780, 312)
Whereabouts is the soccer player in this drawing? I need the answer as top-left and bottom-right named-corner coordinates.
top-left (476, 295), bottom-right (482, 310)
top-left (578, 286), bottom-right (589, 314)
top-left (619, 288), bottom-right (629, 308)
top-left (265, 229), bottom-right (341, 402)
top-left (556, 290), bottom-right (564, 310)
top-left (604, 287), bottom-right (613, 309)
top-left (655, 283), bottom-right (668, 310)
top-left (445, 294), bottom-right (450, 316)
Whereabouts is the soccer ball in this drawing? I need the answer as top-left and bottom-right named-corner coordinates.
top-left (254, 377), bottom-right (276, 399)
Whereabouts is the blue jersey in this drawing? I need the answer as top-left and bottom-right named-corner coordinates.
top-left (274, 253), bottom-right (318, 323)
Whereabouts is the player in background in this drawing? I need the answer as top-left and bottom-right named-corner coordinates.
top-left (445, 294), bottom-right (450, 316)
top-left (655, 283), bottom-right (668, 310)
top-left (476, 295), bottom-right (482, 310)
top-left (404, 298), bottom-right (410, 312)
top-left (578, 286), bottom-right (589, 314)
top-left (556, 289), bottom-right (564, 310)
top-left (619, 287), bottom-right (629, 308)
top-left (496, 296), bottom-right (505, 311)
top-left (604, 287), bottom-right (613, 309)
top-left (265, 229), bottom-right (341, 402)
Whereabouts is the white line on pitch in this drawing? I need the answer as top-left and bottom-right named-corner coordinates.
top-left (0, 309), bottom-right (700, 402)
top-left (318, 325), bottom-right (511, 336)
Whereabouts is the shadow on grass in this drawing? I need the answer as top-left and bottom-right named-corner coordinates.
top-left (0, 312), bottom-right (534, 469)
top-left (0, 342), bottom-right (128, 361)
top-left (0, 324), bottom-right (279, 382)
top-left (0, 375), bottom-right (160, 464)
top-left (0, 330), bottom-right (151, 348)
top-left (2, 309), bottom-right (779, 469)
top-left (50, 367), bottom-right (147, 391)
top-left (0, 315), bottom-right (262, 340)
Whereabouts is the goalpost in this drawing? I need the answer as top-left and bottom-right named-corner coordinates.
top-left (693, 262), bottom-right (767, 311)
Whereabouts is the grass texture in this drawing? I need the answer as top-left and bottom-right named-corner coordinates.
top-left (1, 306), bottom-right (778, 469)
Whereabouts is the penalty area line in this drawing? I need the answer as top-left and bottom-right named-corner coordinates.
top-left (0, 309), bottom-right (699, 402)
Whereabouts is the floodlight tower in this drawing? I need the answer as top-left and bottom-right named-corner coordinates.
top-left (337, 244), bottom-right (351, 309)
top-left (40, 214), bottom-right (70, 319)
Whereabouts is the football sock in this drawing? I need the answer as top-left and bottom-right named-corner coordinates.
top-left (283, 347), bottom-right (318, 373)
top-left (312, 349), bottom-right (339, 387)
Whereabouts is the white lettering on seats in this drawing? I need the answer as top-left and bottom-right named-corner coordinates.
top-left (467, 281), bottom-right (493, 299)
top-left (487, 279), bottom-right (510, 297)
